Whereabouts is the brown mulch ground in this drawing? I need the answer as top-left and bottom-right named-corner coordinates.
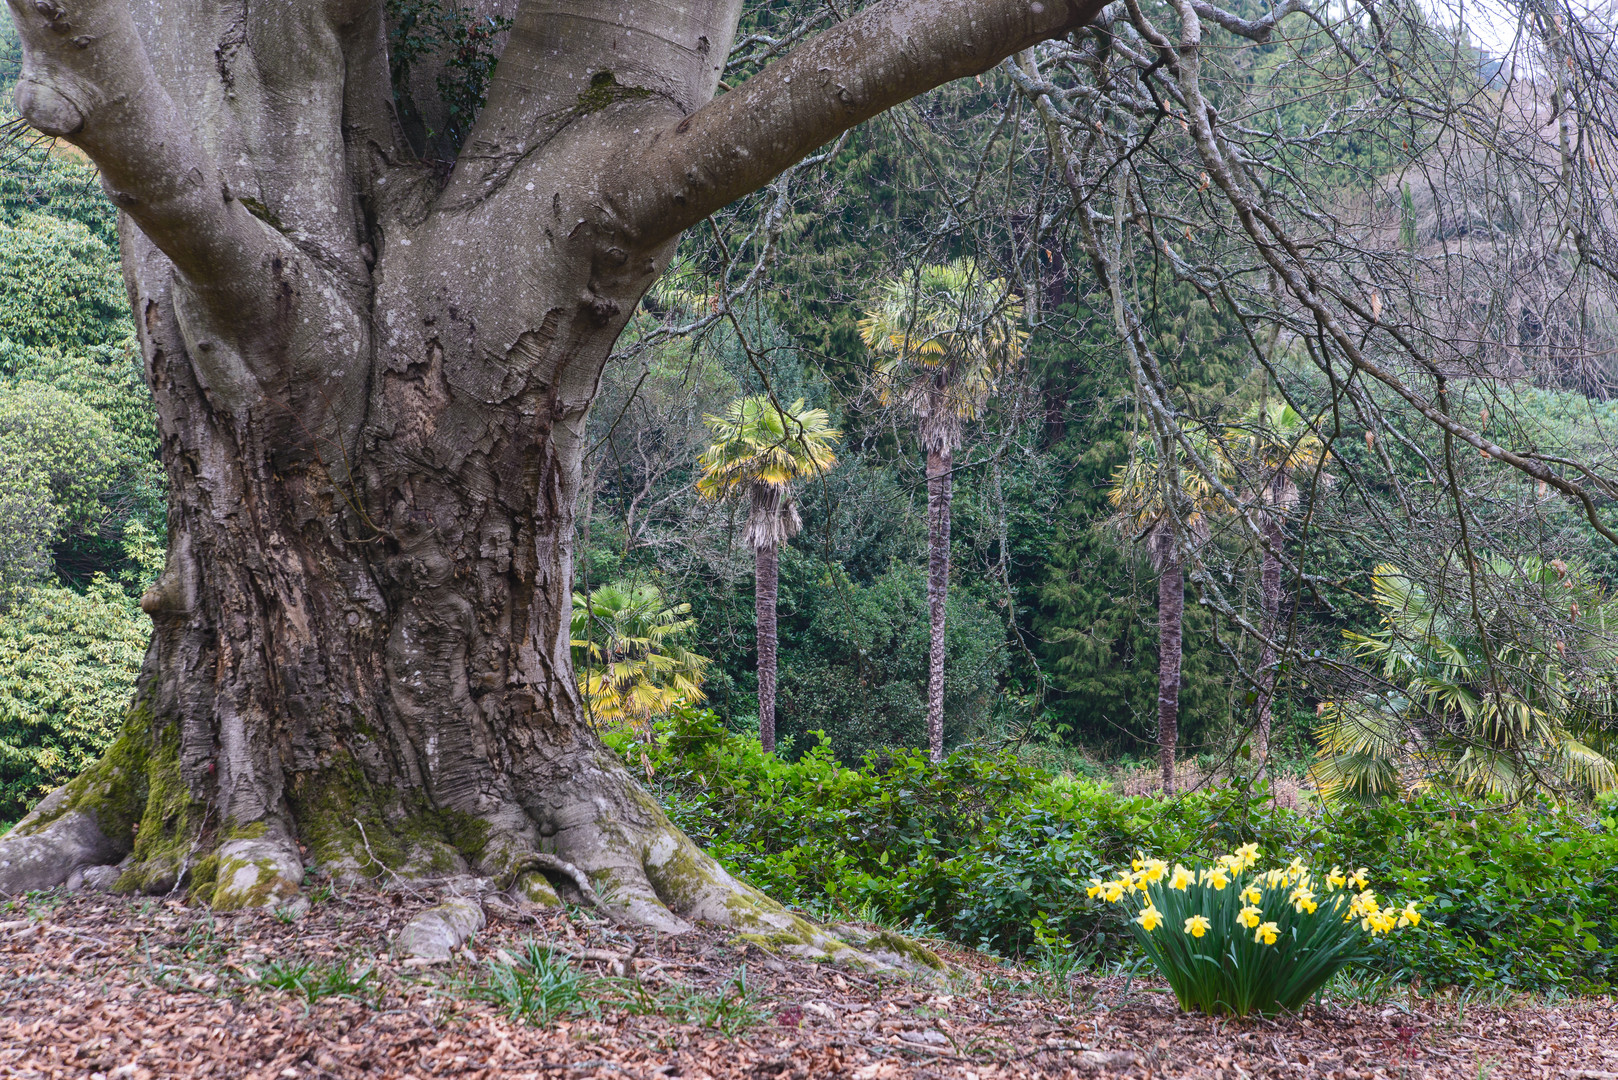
top-left (0, 888), bottom-right (1613, 1079)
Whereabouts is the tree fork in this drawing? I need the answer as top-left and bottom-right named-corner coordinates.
top-left (0, 0), bottom-right (1105, 928)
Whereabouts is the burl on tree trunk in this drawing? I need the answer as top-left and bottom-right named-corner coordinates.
top-left (0, 0), bottom-right (1099, 931)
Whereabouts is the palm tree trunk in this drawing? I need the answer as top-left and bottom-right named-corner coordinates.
top-left (926, 446), bottom-right (952, 762)
top-left (1158, 549), bottom-right (1184, 792)
top-left (755, 540), bottom-right (780, 754)
top-left (1254, 507), bottom-right (1285, 775)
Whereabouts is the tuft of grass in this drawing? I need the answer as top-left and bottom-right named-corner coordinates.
top-left (659, 967), bottom-right (768, 1035)
top-left (177, 918), bottom-right (228, 962)
top-left (1322, 967), bottom-right (1397, 1007)
top-left (467, 941), bottom-right (596, 1026)
top-left (1028, 944), bottom-right (1099, 1008)
top-left (254, 959), bottom-right (376, 1004)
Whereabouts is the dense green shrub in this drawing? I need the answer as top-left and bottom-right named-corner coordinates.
top-left (619, 707), bottom-right (1618, 991)
top-left (1315, 798), bottom-right (1618, 991)
top-left (0, 463), bottom-right (58, 593)
top-left (0, 576), bottom-right (150, 820)
top-left (0, 212), bottom-right (128, 352)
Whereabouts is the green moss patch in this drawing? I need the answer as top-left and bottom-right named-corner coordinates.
top-left (576, 70), bottom-right (654, 115)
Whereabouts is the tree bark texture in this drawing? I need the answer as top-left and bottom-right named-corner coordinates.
top-left (753, 540), bottom-right (779, 755)
top-left (0, 0), bottom-right (1103, 922)
top-left (925, 446), bottom-right (951, 763)
top-left (1155, 543), bottom-right (1183, 793)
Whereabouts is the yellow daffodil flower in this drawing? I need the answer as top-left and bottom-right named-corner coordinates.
top-left (1326, 866), bottom-right (1347, 889)
top-left (1254, 921), bottom-right (1280, 945)
top-left (1362, 910), bottom-right (1396, 935)
top-left (1102, 880), bottom-right (1126, 903)
top-left (1087, 878), bottom-right (1104, 899)
top-left (1132, 856), bottom-right (1145, 873)
top-left (1184, 914), bottom-right (1211, 938)
top-left (1349, 867), bottom-right (1370, 891)
top-left (1241, 885), bottom-right (1263, 905)
top-left (1238, 905), bottom-right (1263, 929)
top-left (1142, 858), bottom-right (1168, 884)
top-left (1290, 887), bottom-right (1317, 915)
top-left (1233, 842), bottom-right (1260, 869)
top-left (1169, 864), bottom-right (1194, 891)
top-left (1398, 903), bottom-right (1422, 928)
top-left (1136, 904), bottom-right (1164, 932)
top-left (1206, 868), bottom-right (1230, 891)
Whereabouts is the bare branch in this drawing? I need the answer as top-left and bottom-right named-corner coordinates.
top-left (618, 0), bottom-right (1108, 246)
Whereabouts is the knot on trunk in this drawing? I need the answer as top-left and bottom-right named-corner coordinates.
top-left (580, 290), bottom-right (621, 325)
top-left (32, 0), bottom-right (71, 32)
top-left (15, 78), bottom-right (86, 136)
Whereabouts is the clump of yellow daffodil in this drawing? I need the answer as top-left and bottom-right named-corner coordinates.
top-left (1095, 844), bottom-right (1424, 1018)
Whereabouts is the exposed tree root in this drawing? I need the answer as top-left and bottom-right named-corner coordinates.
top-left (0, 726), bottom-right (940, 977)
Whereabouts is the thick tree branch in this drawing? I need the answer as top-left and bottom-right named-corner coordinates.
top-left (7, 0), bottom-right (321, 360)
top-left (619, 0), bottom-right (1107, 245)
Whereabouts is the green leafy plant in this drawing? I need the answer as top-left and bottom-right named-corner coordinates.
top-left (1313, 557), bottom-right (1618, 803)
top-left (571, 581), bottom-right (710, 734)
top-left (385, 0), bottom-right (510, 153)
top-left (1096, 847), bottom-right (1421, 1016)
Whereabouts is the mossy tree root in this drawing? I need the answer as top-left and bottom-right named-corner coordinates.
top-left (1, 714), bottom-right (941, 976)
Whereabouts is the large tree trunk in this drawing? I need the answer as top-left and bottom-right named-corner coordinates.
top-left (1253, 502), bottom-right (1285, 774)
top-left (1156, 546), bottom-right (1184, 792)
top-left (753, 540), bottom-right (779, 754)
top-left (0, 0), bottom-right (1099, 920)
top-left (925, 445), bottom-right (952, 763)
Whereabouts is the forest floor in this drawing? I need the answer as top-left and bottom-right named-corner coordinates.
top-left (0, 888), bottom-right (1612, 1080)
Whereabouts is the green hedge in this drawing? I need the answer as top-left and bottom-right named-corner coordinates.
top-left (616, 707), bottom-right (1618, 992)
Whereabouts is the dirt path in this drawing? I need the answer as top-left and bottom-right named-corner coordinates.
top-left (0, 889), bottom-right (1612, 1079)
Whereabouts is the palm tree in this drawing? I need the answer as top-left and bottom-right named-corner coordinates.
top-left (697, 396), bottom-right (840, 752)
top-left (1108, 432), bottom-right (1232, 791)
top-left (570, 581), bottom-right (711, 735)
top-left (1229, 401), bottom-right (1330, 771)
top-left (859, 259), bottom-right (1026, 762)
top-left (1312, 557), bottom-right (1618, 803)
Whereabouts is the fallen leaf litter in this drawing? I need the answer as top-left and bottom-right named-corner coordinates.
top-left (0, 889), bottom-right (1612, 1078)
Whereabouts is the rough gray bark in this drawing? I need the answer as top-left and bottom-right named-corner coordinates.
top-left (0, 0), bottom-right (1102, 924)
top-left (1154, 528), bottom-right (1183, 792)
top-left (925, 445), bottom-right (951, 763)
top-left (754, 539), bottom-right (779, 755)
